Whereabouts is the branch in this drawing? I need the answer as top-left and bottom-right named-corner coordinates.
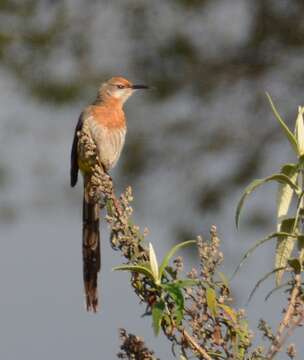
top-left (182, 329), bottom-right (213, 360)
top-left (79, 125), bottom-right (252, 358)
top-left (266, 273), bottom-right (303, 359)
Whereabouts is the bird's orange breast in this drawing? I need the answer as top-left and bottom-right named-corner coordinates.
top-left (78, 103), bottom-right (127, 171)
top-left (90, 101), bottom-right (126, 130)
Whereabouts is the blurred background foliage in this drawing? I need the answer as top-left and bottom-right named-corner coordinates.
top-left (2, 0), bottom-right (304, 232)
top-left (1, 0), bottom-right (304, 358)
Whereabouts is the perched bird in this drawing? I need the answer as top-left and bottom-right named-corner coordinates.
top-left (70, 77), bottom-right (148, 312)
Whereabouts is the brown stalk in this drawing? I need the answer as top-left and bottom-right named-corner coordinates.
top-left (266, 273), bottom-right (302, 359)
top-left (182, 329), bottom-right (213, 360)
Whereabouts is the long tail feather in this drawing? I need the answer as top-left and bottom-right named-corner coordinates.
top-left (82, 176), bottom-right (100, 312)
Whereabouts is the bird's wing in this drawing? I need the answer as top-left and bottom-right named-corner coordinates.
top-left (70, 112), bottom-right (84, 187)
top-left (89, 121), bottom-right (126, 171)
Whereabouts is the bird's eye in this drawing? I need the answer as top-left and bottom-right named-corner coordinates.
top-left (117, 84), bottom-right (124, 89)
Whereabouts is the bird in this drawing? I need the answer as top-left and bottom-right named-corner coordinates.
top-left (70, 77), bottom-right (148, 312)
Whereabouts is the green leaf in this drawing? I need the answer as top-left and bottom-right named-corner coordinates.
top-left (159, 240), bottom-right (197, 279)
top-left (236, 174), bottom-right (299, 229)
top-left (279, 218), bottom-right (296, 231)
top-left (174, 307), bottom-right (184, 326)
top-left (247, 267), bottom-right (287, 304)
top-left (298, 154), bottom-right (304, 169)
top-left (152, 300), bottom-right (165, 336)
top-left (162, 266), bottom-right (176, 279)
top-left (106, 198), bottom-right (114, 216)
top-left (287, 258), bottom-right (302, 274)
top-left (174, 279), bottom-right (200, 288)
top-left (295, 106), bottom-right (304, 156)
top-left (277, 164), bottom-right (298, 228)
top-left (232, 232), bottom-right (295, 279)
top-left (266, 92), bottom-right (298, 155)
top-left (162, 284), bottom-right (184, 307)
top-left (162, 283), bottom-right (184, 325)
top-left (275, 218), bottom-right (297, 285)
top-left (218, 303), bottom-right (237, 323)
top-left (280, 163), bottom-right (298, 172)
top-left (112, 264), bottom-right (154, 279)
top-left (149, 243), bottom-right (160, 284)
top-left (297, 235), bottom-right (304, 251)
top-left (206, 287), bottom-right (217, 318)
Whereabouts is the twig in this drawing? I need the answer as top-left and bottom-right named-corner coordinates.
top-left (266, 274), bottom-right (302, 359)
top-left (182, 329), bottom-right (212, 360)
top-left (276, 310), bottom-right (304, 358)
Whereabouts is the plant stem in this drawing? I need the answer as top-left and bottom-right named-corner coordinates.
top-left (266, 274), bottom-right (302, 359)
top-left (182, 329), bottom-right (212, 360)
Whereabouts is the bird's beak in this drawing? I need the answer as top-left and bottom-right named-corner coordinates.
top-left (132, 84), bottom-right (149, 90)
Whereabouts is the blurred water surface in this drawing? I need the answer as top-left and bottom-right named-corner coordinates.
top-left (0, 1), bottom-right (304, 359)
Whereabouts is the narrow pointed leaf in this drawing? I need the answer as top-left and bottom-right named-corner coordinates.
top-left (236, 174), bottom-right (299, 228)
top-left (152, 300), bottom-right (165, 336)
top-left (275, 218), bottom-right (297, 285)
top-left (218, 303), bottom-right (237, 323)
top-left (277, 164), bottom-right (298, 227)
top-left (206, 287), bottom-right (217, 318)
top-left (266, 93), bottom-right (298, 154)
top-left (275, 238), bottom-right (295, 285)
top-left (162, 283), bottom-right (185, 325)
top-left (174, 307), bottom-right (184, 325)
top-left (295, 106), bottom-right (304, 155)
top-left (149, 243), bottom-right (159, 283)
top-left (113, 264), bottom-right (154, 279)
top-left (174, 279), bottom-right (200, 288)
top-left (247, 267), bottom-right (286, 304)
top-left (159, 240), bottom-right (196, 279)
top-left (265, 282), bottom-right (289, 301)
top-left (162, 284), bottom-right (184, 308)
top-left (232, 232), bottom-right (295, 279)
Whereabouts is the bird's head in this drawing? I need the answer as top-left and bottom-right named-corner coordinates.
top-left (98, 77), bottom-right (149, 104)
